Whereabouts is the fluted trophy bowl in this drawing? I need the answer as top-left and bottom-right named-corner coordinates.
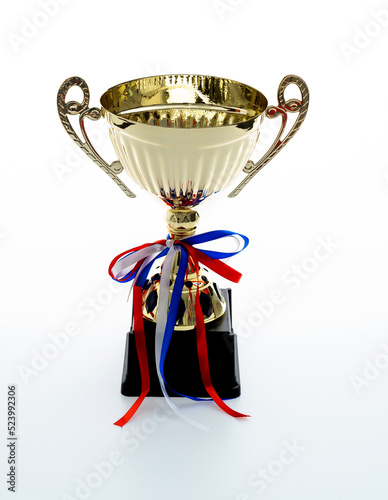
top-left (99, 74), bottom-right (268, 208)
top-left (57, 73), bottom-right (309, 327)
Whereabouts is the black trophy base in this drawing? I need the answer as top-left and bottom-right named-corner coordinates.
top-left (121, 288), bottom-right (241, 399)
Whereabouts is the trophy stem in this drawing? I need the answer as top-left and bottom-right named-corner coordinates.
top-left (166, 206), bottom-right (199, 279)
top-left (166, 207), bottom-right (199, 240)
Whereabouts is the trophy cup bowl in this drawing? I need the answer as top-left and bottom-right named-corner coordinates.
top-left (99, 75), bottom-right (268, 207)
top-left (57, 74), bottom-right (309, 416)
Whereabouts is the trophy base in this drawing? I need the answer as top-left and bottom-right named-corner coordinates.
top-left (121, 288), bottom-right (241, 399)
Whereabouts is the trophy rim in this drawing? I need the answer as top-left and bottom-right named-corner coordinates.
top-left (100, 73), bottom-right (268, 130)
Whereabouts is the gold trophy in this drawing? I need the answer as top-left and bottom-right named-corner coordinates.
top-left (57, 74), bottom-right (309, 424)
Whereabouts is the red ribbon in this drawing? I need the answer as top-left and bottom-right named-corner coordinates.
top-left (113, 261), bottom-right (151, 426)
top-left (180, 242), bottom-right (249, 419)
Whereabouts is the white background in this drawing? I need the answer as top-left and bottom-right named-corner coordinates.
top-left (1, 0), bottom-right (388, 499)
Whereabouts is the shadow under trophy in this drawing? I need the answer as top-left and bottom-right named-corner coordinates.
top-left (57, 74), bottom-right (309, 425)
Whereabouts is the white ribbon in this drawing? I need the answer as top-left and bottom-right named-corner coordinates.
top-left (155, 242), bottom-right (209, 431)
top-left (111, 243), bottom-right (166, 280)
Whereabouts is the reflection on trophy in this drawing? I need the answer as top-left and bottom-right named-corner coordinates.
top-left (57, 74), bottom-right (309, 426)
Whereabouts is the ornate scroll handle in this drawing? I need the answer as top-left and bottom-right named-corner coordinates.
top-left (228, 75), bottom-right (309, 198)
top-left (57, 76), bottom-right (136, 198)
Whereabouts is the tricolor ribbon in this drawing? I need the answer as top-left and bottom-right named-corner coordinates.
top-left (109, 230), bottom-right (250, 427)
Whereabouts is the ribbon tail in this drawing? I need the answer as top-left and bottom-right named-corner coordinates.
top-left (195, 298), bottom-right (249, 418)
top-left (155, 246), bottom-right (210, 431)
top-left (183, 244), bottom-right (249, 418)
top-left (113, 393), bottom-right (147, 428)
top-left (193, 247), bottom-right (243, 283)
top-left (114, 284), bottom-right (150, 426)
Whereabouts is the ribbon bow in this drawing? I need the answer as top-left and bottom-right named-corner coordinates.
top-left (109, 230), bottom-right (249, 427)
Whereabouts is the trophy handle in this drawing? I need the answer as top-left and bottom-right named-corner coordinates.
top-left (228, 75), bottom-right (309, 198)
top-left (57, 76), bottom-right (136, 198)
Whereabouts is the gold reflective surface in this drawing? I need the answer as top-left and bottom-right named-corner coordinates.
top-left (100, 75), bottom-right (268, 208)
top-left (100, 74), bottom-right (267, 129)
top-left (142, 259), bottom-right (226, 330)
